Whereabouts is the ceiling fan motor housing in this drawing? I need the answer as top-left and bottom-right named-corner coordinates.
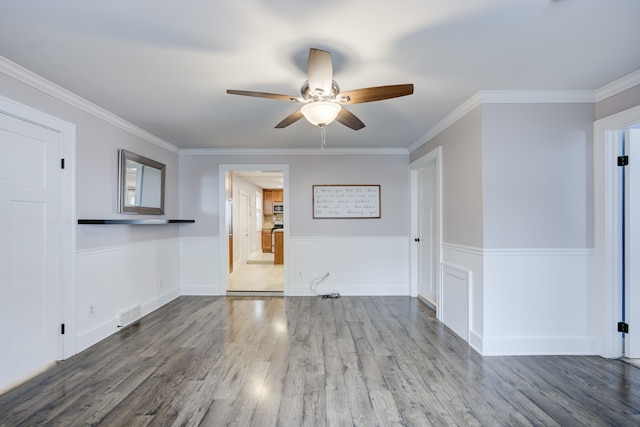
top-left (300, 80), bottom-right (341, 102)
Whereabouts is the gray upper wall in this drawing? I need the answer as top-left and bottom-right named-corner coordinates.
top-left (482, 103), bottom-right (595, 249)
top-left (179, 152), bottom-right (410, 238)
top-left (410, 107), bottom-right (485, 248)
top-left (408, 81), bottom-right (640, 250)
top-left (0, 71), bottom-right (181, 251)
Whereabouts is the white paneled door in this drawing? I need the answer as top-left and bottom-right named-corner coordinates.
top-left (417, 160), bottom-right (438, 306)
top-left (0, 112), bottom-right (62, 388)
top-left (239, 191), bottom-right (249, 266)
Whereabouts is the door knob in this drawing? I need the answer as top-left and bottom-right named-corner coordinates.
top-left (414, 238), bottom-right (420, 242)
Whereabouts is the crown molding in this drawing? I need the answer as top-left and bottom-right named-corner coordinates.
top-left (410, 68), bottom-right (640, 154)
top-left (0, 55), bottom-right (179, 154)
top-left (595, 69), bottom-right (640, 102)
top-left (409, 90), bottom-right (595, 153)
top-left (478, 90), bottom-right (595, 104)
top-left (179, 147), bottom-right (409, 156)
top-left (408, 93), bottom-right (485, 152)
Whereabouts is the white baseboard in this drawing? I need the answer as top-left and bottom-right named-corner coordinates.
top-left (76, 317), bottom-right (119, 353)
top-left (469, 330), bottom-right (483, 354)
top-left (287, 283), bottom-right (409, 297)
top-left (181, 285), bottom-right (223, 296)
top-left (481, 336), bottom-right (595, 356)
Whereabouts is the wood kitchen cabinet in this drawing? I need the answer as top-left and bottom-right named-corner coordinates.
top-left (263, 189), bottom-right (283, 215)
top-left (263, 190), bottom-right (274, 215)
top-left (261, 229), bottom-right (272, 253)
top-left (274, 230), bottom-right (284, 264)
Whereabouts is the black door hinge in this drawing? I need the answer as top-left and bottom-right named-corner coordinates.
top-left (618, 322), bottom-right (629, 333)
top-left (61, 323), bottom-right (65, 335)
top-left (61, 158), bottom-right (65, 169)
top-left (618, 156), bottom-right (629, 167)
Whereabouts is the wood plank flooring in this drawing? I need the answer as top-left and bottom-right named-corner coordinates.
top-left (1, 296), bottom-right (639, 426)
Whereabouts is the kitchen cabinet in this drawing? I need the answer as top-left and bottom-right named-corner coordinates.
top-left (274, 230), bottom-right (284, 264)
top-left (261, 229), bottom-right (272, 253)
top-left (263, 189), bottom-right (283, 215)
top-left (263, 190), bottom-right (274, 215)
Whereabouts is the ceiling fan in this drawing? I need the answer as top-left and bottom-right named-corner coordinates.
top-left (227, 48), bottom-right (414, 132)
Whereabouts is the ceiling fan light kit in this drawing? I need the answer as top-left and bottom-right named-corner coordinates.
top-left (300, 101), bottom-right (342, 126)
top-left (227, 48), bottom-right (414, 146)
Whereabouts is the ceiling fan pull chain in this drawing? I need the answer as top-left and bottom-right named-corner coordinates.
top-left (320, 124), bottom-right (326, 150)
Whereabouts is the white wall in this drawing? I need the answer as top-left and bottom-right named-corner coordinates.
top-left (76, 239), bottom-right (181, 352)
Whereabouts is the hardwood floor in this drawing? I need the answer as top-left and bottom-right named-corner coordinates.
top-left (1, 296), bottom-right (639, 426)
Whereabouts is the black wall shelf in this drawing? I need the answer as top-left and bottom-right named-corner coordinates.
top-left (78, 219), bottom-right (195, 225)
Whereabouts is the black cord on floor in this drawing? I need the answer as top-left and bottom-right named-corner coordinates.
top-left (320, 291), bottom-right (341, 299)
top-left (310, 273), bottom-right (340, 298)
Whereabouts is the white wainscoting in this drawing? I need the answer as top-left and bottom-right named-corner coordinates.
top-left (287, 236), bottom-right (410, 296)
top-left (75, 238), bottom-right (181, 352)
top-left (180, 237), bottom-right (221, 295)
top-left (441, 263), bottom-right (470, 343)
top-left (442, 243), bottom-right (484, 353)
top-left (482, 248), bottom-right (595, 356)
top-left (442, 244), bottom-right (594, 356)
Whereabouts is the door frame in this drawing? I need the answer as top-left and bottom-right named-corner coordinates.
top-left (594, 104), bottom-right (640, 358)
top-left (0, 95), bottom-right (77, 359)
top-left (409, 146), bottom-right (443, 320)
top-left (219, 164), bottom-right (289, 294)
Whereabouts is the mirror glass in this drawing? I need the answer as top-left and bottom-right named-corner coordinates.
top-left (118, 149), bottom-right (165, 214)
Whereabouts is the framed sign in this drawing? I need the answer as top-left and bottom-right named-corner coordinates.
top-left (313, 185), bottom-right (380, 218)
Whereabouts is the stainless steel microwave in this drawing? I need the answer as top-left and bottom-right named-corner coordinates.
top-left (273, 203), bottom-right (284, 213)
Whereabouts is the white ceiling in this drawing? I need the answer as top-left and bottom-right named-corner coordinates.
top-left (234, 171), bottom-right (283, 190)
top-left (1, 0), bottom-right (639, 151)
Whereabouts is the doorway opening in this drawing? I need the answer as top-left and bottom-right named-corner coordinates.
top-left (219, 165), bottom-right (288, 295)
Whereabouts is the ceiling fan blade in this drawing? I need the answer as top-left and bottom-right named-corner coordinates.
top-left (275, 110), bottom-right (304, 128)
top-left (335, 107), bottom-right (365, 130)
top-left (227, 89), bottom-right (299, 102)
top-left (307, 48), bottom-right (333, 96)
top-left (338, 84), bottom-right (414, 104)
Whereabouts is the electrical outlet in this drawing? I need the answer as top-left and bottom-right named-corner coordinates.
top-left (88, 304), bottom-right (95, 318)
top-left (298, 271), bottom-right (303, 277)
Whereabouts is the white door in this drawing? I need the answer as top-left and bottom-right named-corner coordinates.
top-left (625, 129), bottom-right (640, 358)
top-left (417, 161), bottom-right (438, 305)
top-left (239, 192), bottom-right (249, 265)
top-left (0, 112), bottom-right (63, 387)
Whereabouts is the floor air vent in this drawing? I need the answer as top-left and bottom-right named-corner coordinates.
top-left (118, 303), bottom-right (141, 328)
